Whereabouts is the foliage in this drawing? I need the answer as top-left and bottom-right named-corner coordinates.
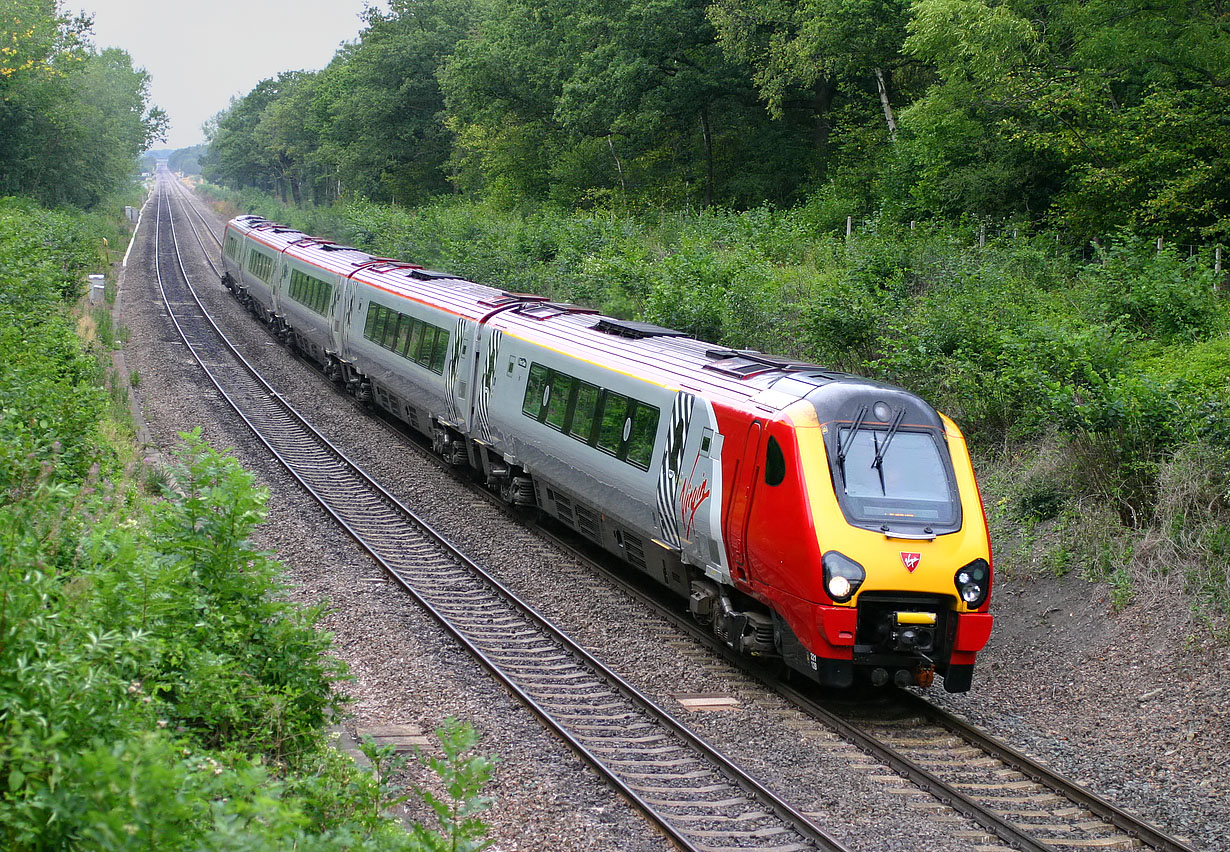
top-left (902, 0), bottom-right (1230, 240)
top-left (200, 0), bottom-right (1230, 240)
top-left (0, 2), bottom-right (165, 207)
top-left (0, 197), bottom-right (497, 849)
top-left (0, 198), bottom-right (109, 489)
top-left (358, 719), bottom-right (497, 852)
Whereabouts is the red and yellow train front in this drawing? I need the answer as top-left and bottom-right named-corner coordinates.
top-left (729, 382), bottom-right (993, 693)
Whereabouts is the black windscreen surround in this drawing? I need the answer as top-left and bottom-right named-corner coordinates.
top-left (835, 428), bottom-right (959, 528)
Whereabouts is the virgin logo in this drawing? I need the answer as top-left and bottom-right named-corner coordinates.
top-left (901, 552), bottom-right (921, 572)
top-left (680, 477), bottom-right (711, 539)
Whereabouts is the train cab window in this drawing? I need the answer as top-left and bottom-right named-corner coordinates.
top-left (597, 392), bottom-right (630, 455)
top-left (765, 436), bottom-right (786, 486)
top-left (224, 234), bottom-right (239, 261)
top-left (834, 428), bottom-right (959, 528)
top-left (545, 374), bottom-right (575, 430)
top-left (523, 364), bottom-right (550, 419)
top-left (569, 382), bottom-right (600, 442)
top-left (626, 402), bottom-right (660, 470)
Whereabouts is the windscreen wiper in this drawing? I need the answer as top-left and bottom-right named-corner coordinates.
top-left (871, 407), bottom-right (906, 479)
top-left (836, 405), bottom-right (868, 480)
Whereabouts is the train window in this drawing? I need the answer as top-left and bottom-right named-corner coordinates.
top-left (626, 402), bottom-right (659, 470)
top-left (248, 249), bottom-right (274, 283)
top-left (383, 310), bottom-right (400, 347)
top-left (413, 324), bottom-right (429, 361)
top-left (364, 303), bottom-right (379, 339)
top-left (597, 392), bottom-right (630, 455)
top-left (359, 305), bottom-right (447, 374)
top-left (372, 304), bottom-right (391, 343)
top-left (290, 269), bottom-right (333, 317)
top-left (430, 329), bottom-right (449, 373)
top-left (403, 317), bottom-right (422, 357)
top-left (393, 315), bottom-right (413, 353)
top-left (545, 374), bottom-right (575, 431)
top-left (765, 436), bottom-right (786, 486)
top-left (524, 364), bottom-right (550, 419)
top-left (570, 382), bottom-right (600, 442)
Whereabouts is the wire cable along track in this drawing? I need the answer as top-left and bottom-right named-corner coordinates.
top-left (151, 174), bottom-right (854, 852)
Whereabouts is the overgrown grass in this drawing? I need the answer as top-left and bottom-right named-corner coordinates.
top-left (196, 184), bottom-right (1230, 631)
top-left (0, 197), bottom-right (496, 850)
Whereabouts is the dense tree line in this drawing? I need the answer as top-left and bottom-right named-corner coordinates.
top-left (203, 0), bottom-right (1230, 241)
top-left (0, 1), bottom-right (166, 207)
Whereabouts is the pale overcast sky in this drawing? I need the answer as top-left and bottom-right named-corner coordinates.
top-left (80, 1), bottom-right (378, 150)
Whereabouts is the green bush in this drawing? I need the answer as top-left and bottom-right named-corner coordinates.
top-left (1081, 237), bottom-right (1224, 342)
top-left (0, 197), bottom-right (497, 849)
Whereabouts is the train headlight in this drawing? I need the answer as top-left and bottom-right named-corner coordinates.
top-left (823, 551), bottom-right (865, 603)
top-left (954, 558), bottom-right (990, 608)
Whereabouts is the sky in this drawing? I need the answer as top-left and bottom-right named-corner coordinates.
top-left (80, 1), bottom-right (378, 150)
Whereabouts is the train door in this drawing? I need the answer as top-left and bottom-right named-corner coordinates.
top-left (467, 322), bottom-right (504, 444)
top-left (334, 274), bottom-right (357, 354)
top-left (444, 317), bottom-right (477, 429)
top-left (272, 255), bottom-right (289, 316)
top-left (656, 393), bottom-right (729, 583)
top-left (725, 420), bottom-right (763, 584)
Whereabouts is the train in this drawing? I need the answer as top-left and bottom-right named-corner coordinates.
top-left (219, 214), bottom-right (994, 693)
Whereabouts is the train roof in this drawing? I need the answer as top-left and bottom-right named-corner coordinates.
top-left (228, 216), bottom-right (867, 412)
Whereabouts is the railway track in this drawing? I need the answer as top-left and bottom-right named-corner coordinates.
top-left (152, 173), bottom-right (854, 852)
top-left (159, 174), bottom-right (1199, 852)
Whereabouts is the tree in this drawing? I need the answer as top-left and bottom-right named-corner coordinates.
top-left (707, 0), bottom-right (914, 164)
top-left (0, 3), bottom-right (165, 206)
top-left (903, 0), bottom-right (1230, 239)
top-left (441, 0), bottom-right (815, 207)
